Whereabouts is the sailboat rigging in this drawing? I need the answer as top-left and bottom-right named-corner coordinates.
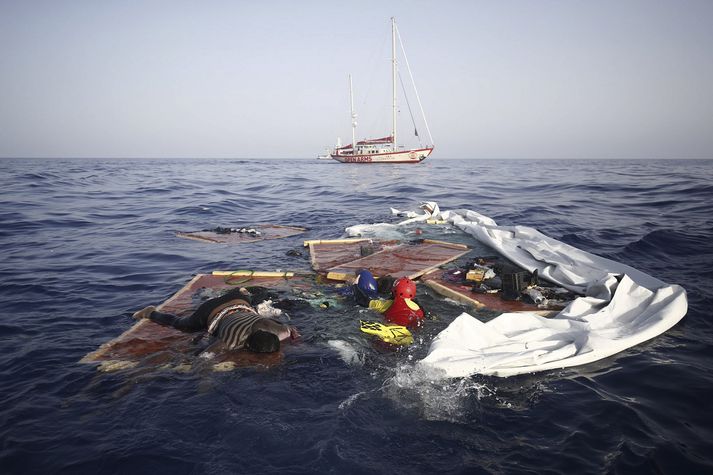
top-left (328, 17), bottom-right (434, 164)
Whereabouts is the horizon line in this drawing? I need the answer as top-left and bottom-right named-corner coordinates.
top-left (1, 156), bottom-right (712, 161)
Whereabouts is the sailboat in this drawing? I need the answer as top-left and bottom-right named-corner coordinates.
top-left (329, 17), bottom-right (434, 164)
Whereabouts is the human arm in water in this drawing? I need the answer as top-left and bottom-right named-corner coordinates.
top-left (132, 291), bottom-right (253, 332)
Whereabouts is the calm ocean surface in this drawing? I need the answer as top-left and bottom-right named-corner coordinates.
top-left (1, 158), bottom-right (712, 474)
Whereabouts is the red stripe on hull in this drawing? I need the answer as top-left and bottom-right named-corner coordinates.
top-left (330, 147), bottom-right (434, 164)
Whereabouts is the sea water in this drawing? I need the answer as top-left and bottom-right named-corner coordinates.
top-left (1, 158), bottom-right (712, 473)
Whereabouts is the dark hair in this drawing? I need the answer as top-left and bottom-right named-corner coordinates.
top-left (377, 275), bottom-right (396, 295)
top-left (244, 286), bottom-right (279, 306)
top-left (245, 330), bottom-right (280, 353)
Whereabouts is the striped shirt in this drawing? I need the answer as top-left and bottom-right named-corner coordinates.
top-left (210, 307), bottom-right (264, 350)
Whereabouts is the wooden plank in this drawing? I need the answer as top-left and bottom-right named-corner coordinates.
top-left (81, 273), bottom-right (315, 369)
top-left (325, 271), bottom-right (355, 281)
top-left (303, 238), bottom-right (371, 247)
top-left (421, 239), bottom-right (469, 249)
top-left (422, 279), bottom-right (486, 309)
top-left (308, 243), bottom-right (319, 270)
top-left (308, 239), bottom-right (397, 273)
top-left (81, 274), bottom-right (204, 363)
top-left (211, 270), bottom-right (295, 278)
top-left (325, 241), bottom-right (470, 282)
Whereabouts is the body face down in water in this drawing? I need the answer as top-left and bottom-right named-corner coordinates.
top-left (132, 287), bottom-right (299, 353)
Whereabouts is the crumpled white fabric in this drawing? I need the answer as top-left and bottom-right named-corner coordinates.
top-left (346, 202), bottom-right (442, 239)
top-left (256, 300), bottom-right (283, 318)
top-left (364, 203), bottom-right (688, 378)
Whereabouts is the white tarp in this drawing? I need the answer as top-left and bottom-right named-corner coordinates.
top-left (350, 202), bottom-right (688, 378)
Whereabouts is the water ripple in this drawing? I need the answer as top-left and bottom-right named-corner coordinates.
top-left (0, 158), bottom-right (711, 474)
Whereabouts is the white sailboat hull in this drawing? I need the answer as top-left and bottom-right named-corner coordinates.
top-left (331, 147), bottom-right (433, 164)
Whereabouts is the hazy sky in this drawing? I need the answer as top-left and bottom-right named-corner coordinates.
top-left (1, 0), bottom-right (711, 159)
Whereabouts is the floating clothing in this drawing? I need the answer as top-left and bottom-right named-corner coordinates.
top-left (147, 291), bottom-right (290, 351)
top-left (360, 320), bottom-right (413, 345)
top-left (207, 304), bottom-right (256, 334)
top-left (211, 308), bottom-right (264, 350)
top-left (368, 298), bottom-right (424, 328)
top-left (384, 297), bottom-right (424, 327)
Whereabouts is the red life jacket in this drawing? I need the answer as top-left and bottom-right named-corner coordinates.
top-left (384, 297), bottom-right (424, 328)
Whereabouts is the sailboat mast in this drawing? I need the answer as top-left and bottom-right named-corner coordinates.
top-left (349, 74), bottom-right (356, 153)
top-left (391, 17), bottom-right (397, 149)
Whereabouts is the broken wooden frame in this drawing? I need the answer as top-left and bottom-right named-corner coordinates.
top-left (318, 239), bottom-right (471, 282)
top-left (304, 238), bottom-right (399, 273)
top-left (421, 269), bottom-right (561, 316)
top-left (81, 272), bottom-right (309, 371)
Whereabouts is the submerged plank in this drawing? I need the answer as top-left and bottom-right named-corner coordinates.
top-left (325, 240), bottom-right (470, 281)
top-left (307, 239), bottom-right (398, 272)
top-left (81, 273), bottom-right (312, 370)
top-left (421, 269), bottom-right (559, 316)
